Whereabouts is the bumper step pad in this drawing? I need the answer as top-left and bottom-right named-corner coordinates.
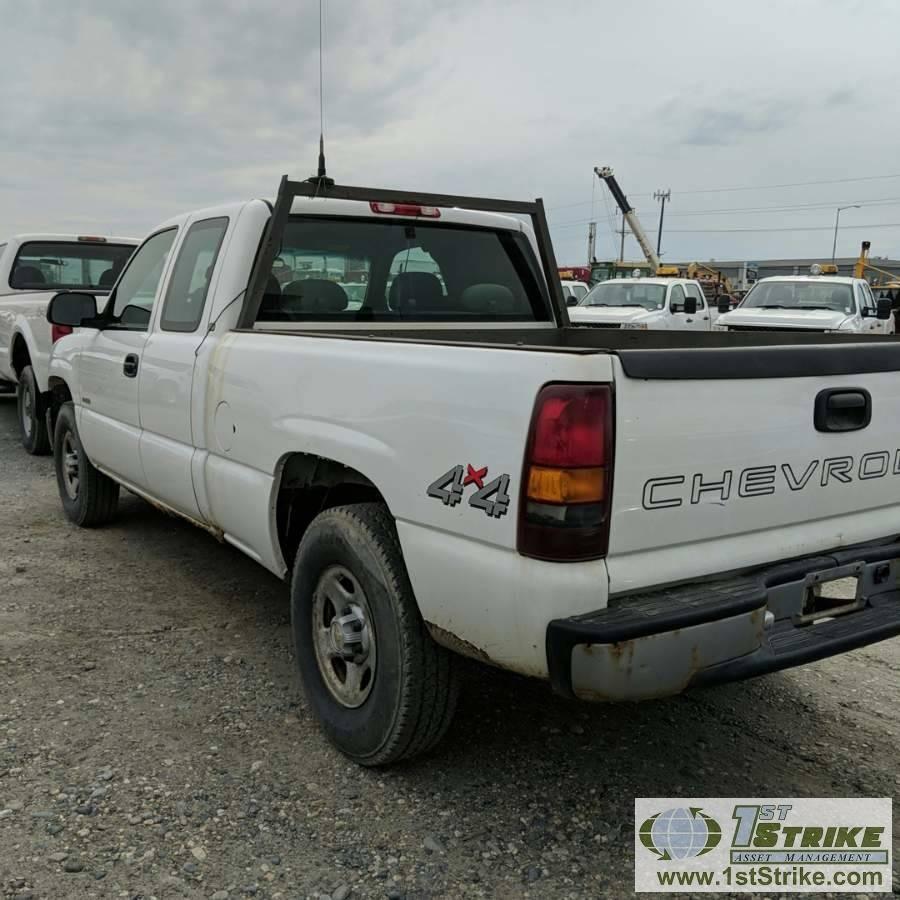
top-left (547, 542), bottom-right (900, 699)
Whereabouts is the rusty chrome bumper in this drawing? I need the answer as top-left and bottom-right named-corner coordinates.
top-left (546, 540), bottom-right (900, 701)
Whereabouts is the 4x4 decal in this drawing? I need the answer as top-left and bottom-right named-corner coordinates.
top-left (427, 464), bottom-right (511, 519)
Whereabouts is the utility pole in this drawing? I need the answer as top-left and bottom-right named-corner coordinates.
top-left (586, 221), bottom-right (597, 266)
top-left (653, 189), bottom-right (671, 257)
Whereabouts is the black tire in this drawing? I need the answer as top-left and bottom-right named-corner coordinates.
top-left (53, 402), bottom-right (119, 527)
top-left (17, 365), bottom-right (50, 455)
top-left (292, 502), bottom-right (460, 766)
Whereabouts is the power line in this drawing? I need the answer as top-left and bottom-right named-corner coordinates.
top-left (551, 221), bottom-right (900, 238)
top-left (548, 172), bottom-right (900, 211)
top-left (635, 221), bottom-right (900, 235)
top-left (549, 198), bottom-right (900, 231)
top-left (662, 196), bottom-right (900, 218)
top-left (670, 173), bottom-right (900, 197)
top-left (549, 196), bottom-right (900, 225)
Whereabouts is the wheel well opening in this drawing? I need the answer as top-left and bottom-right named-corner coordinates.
top-left (46, 378), bottom-right (73, 437)
top-left (11, 335), bottom-right (30, 376)
top-left (276, 453), bottom-right (386, 570)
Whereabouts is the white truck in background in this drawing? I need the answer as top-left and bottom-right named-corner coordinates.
top-left (43, 177), bottom-right (900, 765)
top-left (559, 279), bottom-right (589, 304)
top-left (0, 234), bottom-right (137, 452)
top-left (568, 277), bottom-right (715, 330)
top-left (716, 273), bottom-right (895, 335)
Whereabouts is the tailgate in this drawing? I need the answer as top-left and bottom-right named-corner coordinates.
top-left (607, 357), bottom-right (900, 594)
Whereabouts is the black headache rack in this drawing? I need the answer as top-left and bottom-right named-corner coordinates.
top-left (236, 175), bottom-right (570, 330)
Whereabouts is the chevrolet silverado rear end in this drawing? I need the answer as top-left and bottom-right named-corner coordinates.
top-left (543, 338), bottom-right (900, 701)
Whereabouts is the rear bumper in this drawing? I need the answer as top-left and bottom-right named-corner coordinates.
top-left (546, 540), bottom-right (900, 701)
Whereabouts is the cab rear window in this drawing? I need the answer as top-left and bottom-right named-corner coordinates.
top-left (257, 216), bottom-right (552, 322)
top-left (9, 241), bottom-right (135, 291)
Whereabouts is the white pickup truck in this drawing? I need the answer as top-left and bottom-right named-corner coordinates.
top-left (716, 273), bottom-right (895, 334)
top-left (43, 178), bottom-right (900, 764)
top-left (0, 233), bottom-right (137, 452)
top-left (559, 279), bottom-right (589, 304)
top-left (567, 277), bottom-right (714, 330)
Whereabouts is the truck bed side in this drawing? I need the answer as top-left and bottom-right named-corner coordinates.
top-left (195, 329), bottom-right (615, 675)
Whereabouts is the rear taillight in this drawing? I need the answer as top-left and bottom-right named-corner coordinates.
top-left (369, 201), bottom-right (441, 218)
top-left (51, 324), bottom-right (73, 343)
top-left (518, 383), bottom-right (613, 561)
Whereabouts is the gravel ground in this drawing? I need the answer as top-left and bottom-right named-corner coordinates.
top-left (0, 393), bottom-right (898, 899)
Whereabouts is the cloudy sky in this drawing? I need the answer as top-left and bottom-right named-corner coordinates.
top-left (3, 0), bottom-right (899, 266)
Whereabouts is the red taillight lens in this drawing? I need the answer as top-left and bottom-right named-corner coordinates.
top-left (518, 383), bottom-right (613, 562)
top-left (530, 388), bottom-right (608, 467)
top-left (369, 201), bottom-right (441, 218)
top-left (51, 324), bottom-right (73, 343)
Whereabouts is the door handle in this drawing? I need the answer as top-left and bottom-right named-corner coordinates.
top-left (814, 388), bottom-right (871, 432)
top-left (685, 318), bottom-right (693, 323)
top-left (123, 354), bottom-right (139, 378)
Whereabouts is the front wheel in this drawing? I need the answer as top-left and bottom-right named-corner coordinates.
top-left (292, 503), bottom-right (460, 766)
top-left (17, 365), bottom-right (50, 455)
top-left (53, 402), bottom-right (119, 527)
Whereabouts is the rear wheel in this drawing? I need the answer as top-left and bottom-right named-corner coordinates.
top-left (17, 366), bottom-right (50, 455)
top-left (292, 502), bottom-right (460, 766)
top-left (53, 402), bottom-right (119, 526)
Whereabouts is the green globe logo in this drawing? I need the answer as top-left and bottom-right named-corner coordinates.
top-left (639, 807), bottom-right (722, 860)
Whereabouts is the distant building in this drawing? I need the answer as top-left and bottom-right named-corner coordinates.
top-left (675, 257), bottom-right (900, 290)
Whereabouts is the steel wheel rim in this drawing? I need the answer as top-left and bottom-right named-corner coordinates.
top-left (61, 432), bottom-right (80, 500)
top-left (311, 565), bottom-right (377, 709)
top-left (20, 382), bottom-right (33, 438)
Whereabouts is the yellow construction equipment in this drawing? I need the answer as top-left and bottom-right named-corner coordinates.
top-left (594, 166), bottom-right (735, 300)
top-left (854, 241), bottom-right (871, 279)
top-left (853, 240), bottom-right (898, 283)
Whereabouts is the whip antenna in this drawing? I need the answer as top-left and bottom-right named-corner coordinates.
top-left (308, 0), bottom-right (333, 188)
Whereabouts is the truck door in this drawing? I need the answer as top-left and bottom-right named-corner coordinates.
top-left (684, 283), bottom-right (710, 330)
top-left (859, 282), bottom-right (889, 334)
top-left (77, 229), bottom-right (178, 488)
top-left (668, 284), bottom-right (692, 330)
top-left (137, 216), bottom-right (230, 519)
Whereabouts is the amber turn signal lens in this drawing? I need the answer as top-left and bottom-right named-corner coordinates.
top-left (526, 466), bottom-right (606, 504)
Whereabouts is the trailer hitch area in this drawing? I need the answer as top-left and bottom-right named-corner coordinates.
top-left (793, 562), bottom-right (865, 625)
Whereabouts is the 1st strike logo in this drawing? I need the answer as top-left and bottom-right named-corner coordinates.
top-left (427, 464), bottom-right (511, 518)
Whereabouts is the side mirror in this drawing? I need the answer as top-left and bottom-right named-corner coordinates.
top-left (718, 298), bottom-right (732, 313)
top-left (46, 291), bottom-right (98, 328)
top-left (684, 297), bottom-right (698, 315)
top-left (566, 296), bottom-right (578, 307)
top-left (877, 297), bottom-right (892, 320)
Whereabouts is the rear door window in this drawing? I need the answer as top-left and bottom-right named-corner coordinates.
top-left (159, 217), bottom-right (229, 332)
top-left (257, 216), bottom-right (551, 323)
